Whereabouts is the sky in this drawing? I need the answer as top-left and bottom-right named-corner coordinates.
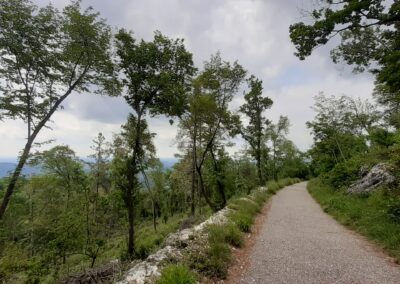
top-left (0, 0), bottom-right (375, 161)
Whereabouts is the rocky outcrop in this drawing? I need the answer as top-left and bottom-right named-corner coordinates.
top-left (116, 207), bottom-right (233, 284)
top-left (347, 163), bottom-right (395, 195)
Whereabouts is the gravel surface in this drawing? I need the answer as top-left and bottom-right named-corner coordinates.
top-left (237, 182), bottom-right (400, 284)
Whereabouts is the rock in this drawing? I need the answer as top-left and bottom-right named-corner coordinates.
top-left (347, 163), bottom-right (395, 195)
top-left (359, 165), bottom-right (369, 178)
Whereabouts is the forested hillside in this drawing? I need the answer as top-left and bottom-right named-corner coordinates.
top-left (0, 1), bottom-right (308, 283)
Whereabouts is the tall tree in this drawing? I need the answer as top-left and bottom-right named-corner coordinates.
top-left (111, 116), bottom-right (156, 258)
top-left (265, 116), bottom-right (290, 181)
top-left (306, 94), bottom-right (369, 174)
top-left (178, 53), bottom-right (246, 212)
top-left (239, 75), bottom-right (273, 185)
top-left (114, 29), bottom-right (195, 257)
top-left (0, 0), bottom-right (119, 219)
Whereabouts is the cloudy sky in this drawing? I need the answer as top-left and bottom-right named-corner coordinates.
top-left (0, 0), bottom-right (375, 161)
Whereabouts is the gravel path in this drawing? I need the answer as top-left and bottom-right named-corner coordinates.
top-left (237, 182), bottom-right (400, 284)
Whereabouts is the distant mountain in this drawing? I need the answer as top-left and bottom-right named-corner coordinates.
top-left (0, 162), bottom-right (42, 178)
top-left (0, 158), bottom-right (177, 178)
top-left (160, 158), bottom-right (177, 170)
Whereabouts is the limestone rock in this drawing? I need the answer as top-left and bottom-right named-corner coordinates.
top-left (117, 205), bottom-right (233, 284)
top-left (347, 163), bottom-right (395, 195)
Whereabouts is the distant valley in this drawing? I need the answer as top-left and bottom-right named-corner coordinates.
top-left (0, 158), bottom-right (177, 178)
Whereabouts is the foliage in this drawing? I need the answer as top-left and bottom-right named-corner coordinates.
top-left (177, 53), bottom-right (246, 212)
top-left (240, 75), bottom-right (273, 185)
top-left (289, 0), bottom-right (400, 129)
top-left (156, 264), bottom-right (197, 284)
top-left (208, 223), bottom-right (244, 248)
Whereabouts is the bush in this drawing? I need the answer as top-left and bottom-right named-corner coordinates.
top-left (204, 242), bottom-right (231, 278)
top-left (208, 223), bottom-right (243, 248)
top-left (251, 191), bottom-right (270, 206)
top-left (387, 197), bottom-right (400, 223)
top-left (232, 211), bottom-right (253, 232)
top-left (156, 264), bottom-right (197, 284)
top-left (184, 236), bottom-right (231, 279)
top-left (327, 158), bottom-right (363, 189)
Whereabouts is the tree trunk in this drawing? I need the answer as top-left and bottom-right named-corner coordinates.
top-left (0, 78), bottom-right (82, 219)
top-left (126, 187), bottom-right (135, 257)
top-left (191, 124), bottom-right (197, 216)
top-left (152, 199), bottom-right (157, 232)
top-left (91, 256), bottom-right (97, 268)
top-left (210, 150), bottom-right (226, 209)
top-left (0, 140), bottom-right (33, 219)
top-left (196, 165), bottom-right (218, 212)
top-left (256, 153), bottom-right (263, 186)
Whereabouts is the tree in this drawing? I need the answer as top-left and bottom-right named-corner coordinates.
top-left (88, 132), bottom-right (111, 194)
top-left (289, 0), bottom-right (400, 128)
top-left (178, 53), bottom-right (246, 212)
top-left (239, 75), bottom-right (273, 185)
top-left (306, 94), bottom-right (370, 174)
top-left (147, 161), bottom-right (166, 231)
top-left (265, 116), bottom-right (290, 181)
top-left (85, 133), bottom-right (111, 267)
top-left (30, 145), bottom-right (87, 265)
top-left (111, 116), bottom-right (156, 259)
top-left (0, 0), bottom-right (119, 219)
top-left (114, 29), bottom-right (195, 257)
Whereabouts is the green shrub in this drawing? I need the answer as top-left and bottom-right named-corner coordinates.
top-left (387, 197), bottom-right (400, 223)
top-left (208, 223), bottom-right (243, 248)
top-left (251, 191), bottom-right (269, 206)
top-left (266, 181), bottom-right (280, 194)
top-left (204, 242), bottom-right (231, 278)
top-left (230, 211), bottom-right (253, 233)
top-left (185, 237), bottom-right (231, 279)
top-left (327, 158), bottom-right (363, 189)
top-left (156, 264), bottom-right (197, 284)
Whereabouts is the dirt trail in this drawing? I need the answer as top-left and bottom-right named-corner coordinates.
top-left (234, 182), bottom-right (400, 284)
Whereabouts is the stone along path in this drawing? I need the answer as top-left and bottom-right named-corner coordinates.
top-left (236, 182), bottom-right (400, 284)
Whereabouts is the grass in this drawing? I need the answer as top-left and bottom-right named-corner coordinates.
top-left (156, 264), bottom-right (197, 284)
top-left (308, 178), bottom-right (400, 262)
top-left (179, 177), bottom-right (302, 281)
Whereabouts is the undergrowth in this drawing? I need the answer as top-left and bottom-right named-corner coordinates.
top-left (156, 264), bottom-right (197, 284)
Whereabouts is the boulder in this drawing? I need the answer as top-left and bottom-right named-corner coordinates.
top-left (347, 163), bottom-right (395, 195)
